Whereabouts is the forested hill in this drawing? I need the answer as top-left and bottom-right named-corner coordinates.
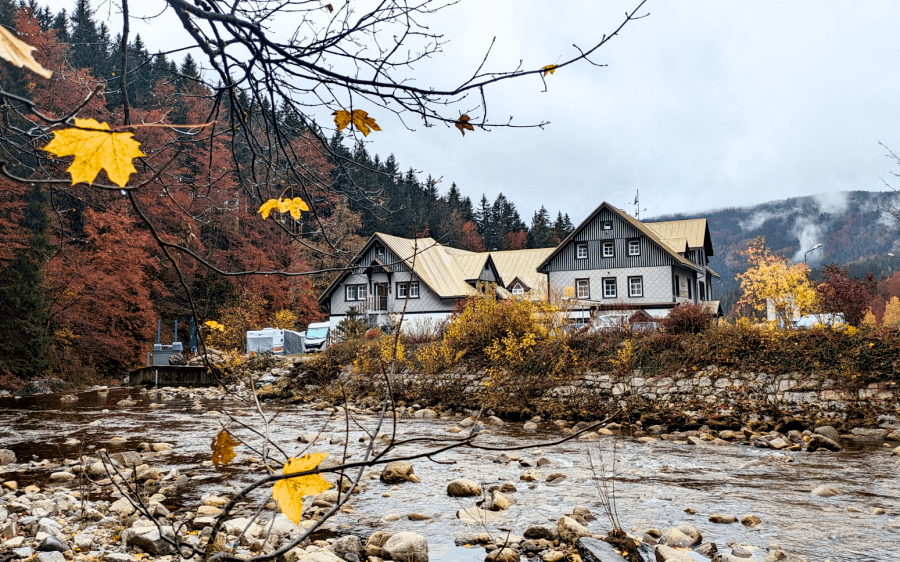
top-left (651, 190), bottom-right (900, 310)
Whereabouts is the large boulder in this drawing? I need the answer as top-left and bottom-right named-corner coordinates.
top-left (814, 426), bottom-right (841, 443)
top-left (0, 449), bottom-right (16, 464)
top-left (329, 535), bottom-right (364, 561)
top-left (806, 435), bottom-right (842, 452)
top-left (660, 525), bottom-right (702, 548)
top-left (380, 461), bottom-right (420, 484)
top-left (556, 516), bottom-right (591, 543)
top-left (365, 531), bottom-right (392, 559)
top-left (447, 479), bottom-right (482, 497)
top-left (523, 525), bottom-right (558, 541)
top-left (383, 531), bottom-right (428, 562)
top-left (654, 545), bottom-right (698, 561)
top-left (485, 547), bottom-right (519, 562)
top-left (576, 537), bottom-right (628, 562)
top-left (122, 526), bottom-right (176, 555)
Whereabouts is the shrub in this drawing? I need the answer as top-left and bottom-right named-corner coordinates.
top-left (659, 303), bottom-right (713, 334)
top-left (332, 308), bottom-right (368, 342)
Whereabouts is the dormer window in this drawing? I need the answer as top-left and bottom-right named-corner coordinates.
top-left (603, 221), bottom-right (612, 230)
top-left (512, 283), bottom-right (525, 295)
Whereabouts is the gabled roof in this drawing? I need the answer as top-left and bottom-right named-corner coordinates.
top-left (454, 253), bottom-right (492, 281)
top-left (537, 202), bottom-right (702, 273)
top-left (319, 232), bottom-right (479, 303)
top-left (489, 248), bottom-right (555, 291)
top-left (707, 265), bottom-right (721, 279)
top-left (644, 218), bottom-right (714, 256)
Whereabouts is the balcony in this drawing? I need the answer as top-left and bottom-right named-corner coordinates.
top-left (365, 295), bottom-right (388, 312)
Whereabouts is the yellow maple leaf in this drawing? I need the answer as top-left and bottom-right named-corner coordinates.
top-left (272, 453), bottom-right (332, 524)
top-left (204, 320), bottom-right (225, 332)
top-left (455, 114), bottom-right (474, 137)
top-left (43, 118), bottom-right (144, 188)
top-left (333, 109), bottom-right (381, 137)
top-left (541, 64), bottom-right (557, 77)
top-left (0, 25), bottom-right (52, 78)
top-left (258, 197), bottom-right (309, 220)
top-left (211, 429), bottom-right (240, 466)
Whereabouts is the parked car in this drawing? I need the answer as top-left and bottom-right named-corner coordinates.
top-left (792, 313), bottom-right (846, 329)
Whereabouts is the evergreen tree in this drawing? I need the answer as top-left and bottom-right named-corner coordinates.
top-left (0, 0), bottom-right (15, 27)
top-left (69, 0), bottom-right (103, 70)
top-left (553, 211), bottom-right (574, 240)
top-left (51, 9), bottom-right (68, 42)
top-left (0, 184), bottom-right (51, 379)
top-left (528, 206), bottom-right (557, 248)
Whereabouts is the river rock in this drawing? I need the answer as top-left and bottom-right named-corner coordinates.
top-left (486, 547), bottom-right (520, 562)
top-left (457, 507), bottom-right (500, 524)
top-left (413, 409), bottom-right (437, 418)
top-left (806, 435), bottom-right (842, 452)
top-left (383, 531), bottom-right (428, 562)
top-left (741, 514), bottom-right (761, 526)
top-left (542, 551), bottom-right (566, 562)
top-left (486, 416), bottom-right (504, 426)
top-left (109, 497), bottom-right (136, 515)
top-left (762, 550), bottom-right (808, 562)
top-left (710, 554), bottom-right (744, 562)
top-left (891, 445), bottom-right (900, 456)
top-left (122, 525), bottom-right (176, 555)
top-left (524, 525), bottom-right (558, 541)
top-left (814, 426), bottom-right (841, 442)
top-left (37, 535), bottom-right (70, 553)
top-left (303, 552), bottom-right (345, 562)
top-left (654, 545), bottom-right (701, 561)
top-left (661, 525), bottom-right (702, 548)
top-left (557, 516), bottom-right (591, 542)
top-left (48, 471), bottom-right (75, 483)
top-left (111, 451), bottom-right (142, 466)
top-left (36, 552), bottom-right (66, 562)
top-left (576, 537), bottom-right (628, 562)
top-left (481, 490), bottom-right (515, 511)
top-left (447, 479), bottom-right (481, 497)
top-left (709, 514), bottom-right (737, 524)
top-left (329, 534), bottom-right (364, 561)
top-left (366, 531), bottom-right (392, 558)
top-left (694, 543), bottom-right (718, 557)
top-left (0, 449), bottom-right (17, 464)
top-left (811, 484), bottom-right (842, 497)
top-left (523, 422), bottom-right (538, 431)
top-left (380, 461), bottom-right (420, 484)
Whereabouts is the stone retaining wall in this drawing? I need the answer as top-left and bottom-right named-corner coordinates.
top-left (387, 368), bottom-right (900, 413)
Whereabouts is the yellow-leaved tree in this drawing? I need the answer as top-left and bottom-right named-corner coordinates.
top-left (883, 297), bottom-right (900, 327)
top-left (861, 307), bottom-right (878, 327)
top-left (735, 237), bottom-right (817, 327)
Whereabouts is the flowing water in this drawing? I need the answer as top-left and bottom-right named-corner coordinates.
top-left (0, 387), bottom-right (898, 562)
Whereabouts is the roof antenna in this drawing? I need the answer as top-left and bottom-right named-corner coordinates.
top-left (629, 189), bottom-right (647, 220)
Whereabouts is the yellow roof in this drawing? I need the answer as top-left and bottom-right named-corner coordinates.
top-left (489, 248), bottom-right (555, 290)
top-left (644, 219), bottom-right (713, 255)
top-left (453, 253), bottom-right (490, 281)
top-left (605, 205), bottom-right (702, 272)
top-left (376, 233), bottom-right (478, 298)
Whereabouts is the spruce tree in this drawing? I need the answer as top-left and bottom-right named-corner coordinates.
top-left (69, 0), bottom-right (102, 70)
top-left (0, 184), bottom-right (52, 380)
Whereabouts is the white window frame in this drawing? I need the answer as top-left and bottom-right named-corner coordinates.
top-left (602, 241), bottom-right (615, 258)
top-left (603, 221), bottom-right (612, 230)
top-left (628, 239), bottom-right (641, 256)
top-left (345, 284), bottom-right (367, 301)
top-left (396, 282), bottom-right (407, 298)
top-left (603, 278), bottom-right (617, 299)
top-left (576, 243), bottom-right (588, 259)
top-left (409, 281), bottom-right (420, 298)
top-left (375, 245), bottom-right (385, 258)
top-left (576, 279), bottom-right (590, 299)
top-left (628, 276), bottom-right (643, 298)
top-left (512, 283), bottom-right (525, 295)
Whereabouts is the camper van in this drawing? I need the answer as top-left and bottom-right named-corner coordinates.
top-left (246, 328), bottom-right (305, 355)
top-left (302, 322), bottom-right (330, 352)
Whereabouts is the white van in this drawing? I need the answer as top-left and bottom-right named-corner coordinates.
top-left (302, 322), bottom-right (330, 352)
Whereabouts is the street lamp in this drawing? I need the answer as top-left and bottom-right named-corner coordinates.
top-left (804, 243), bottom-right (822, 264)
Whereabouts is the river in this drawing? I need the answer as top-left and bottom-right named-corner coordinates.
top-left (0, 387), bottom-right (897, 561)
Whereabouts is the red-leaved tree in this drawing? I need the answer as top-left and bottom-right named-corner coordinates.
top-left (815, 263), bottom-right (877, 326)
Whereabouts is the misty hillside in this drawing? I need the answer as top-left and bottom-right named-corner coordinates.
top-left (650, 191), bottom-right (900, 312)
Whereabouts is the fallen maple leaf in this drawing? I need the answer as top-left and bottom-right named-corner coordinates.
top-left (332, 109), bottom-right (381, 137)
top-left (211, 429), bottom-right (240, 466)
top-left (541, 64), bottom-right (557, 77)
top-left (326, 3), bottom-right (334, 11)
top-left (455, 114), bottom-right (474, 137)
top-left (43, 118), bottom-right (144, 188)
top-left (0, 25), bottom-right (52, 78)
top-left (272, 453), bottom-right (332, 524)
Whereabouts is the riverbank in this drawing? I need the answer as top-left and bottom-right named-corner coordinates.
top-left (1, 387), bottom-right (899, 562)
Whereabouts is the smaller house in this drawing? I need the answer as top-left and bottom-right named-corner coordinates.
top-left (319, 233), bottom-right (549, 331)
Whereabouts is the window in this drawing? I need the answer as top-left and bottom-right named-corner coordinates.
top-left (628, 276), bottom-right (643, 298)
top-left (345, 284), bottom-right (366, 301)
top-left (699, 281), bottom-right (706, 301)
top-left (576, 243), bottom-right (588, 259)
top-left (375, 244), bottom-right (385, 258)
top-left (603, 221), bottom-right (612, 230)
top-left (575, 279), bottom-right (590, 299)
top-left (396, 281), bottom-right (420, 299)
top-left (512, 283), bottom-right (525, 295)
top-left (602, 241), bottom-right (615, 258)
top-left (603, 278), bottom-right (617, 298)
top-left (687, 279), bottom-right (693, 299)
top-left (628, 239), bottom-right (641, 256)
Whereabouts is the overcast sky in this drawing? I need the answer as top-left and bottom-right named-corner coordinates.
top-left (46, 0), bottom-right (900, 223)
